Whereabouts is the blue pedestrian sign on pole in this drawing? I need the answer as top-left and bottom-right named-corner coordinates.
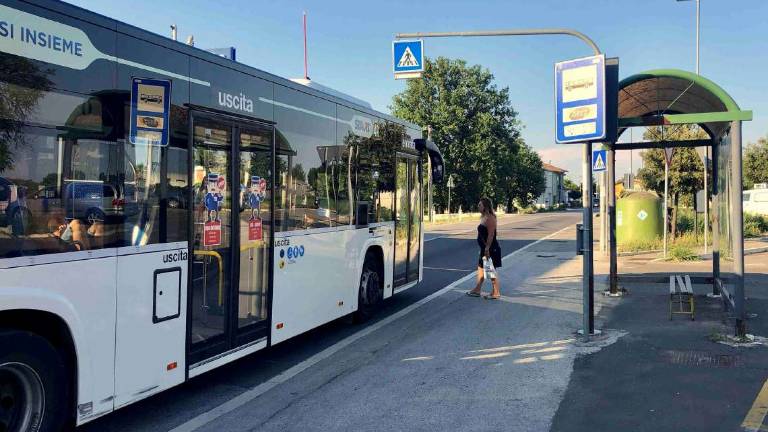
top-left (555, 54), bottom-right (606, 144)
top-left (592, 149), bottom-right (607, 172)
top-left (393, 40), bottom-right (423, 79)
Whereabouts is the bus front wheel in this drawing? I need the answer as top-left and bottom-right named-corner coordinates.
top-left (0, 330), bottom-right (70, 432)
top-left (353, 253), bottom-right (383, 323)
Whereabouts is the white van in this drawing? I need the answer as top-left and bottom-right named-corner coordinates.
top-left (743, 185), bottom-right (768, 216)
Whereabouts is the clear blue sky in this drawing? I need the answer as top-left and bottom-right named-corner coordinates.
top-left (67, 0), bottom-right (768, 182)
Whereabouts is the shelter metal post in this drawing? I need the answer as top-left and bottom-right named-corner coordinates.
top-left (704, 145), bottom-right (709, 255)
top-left (731, 120), bottom-right (746, 336)
top-left (607, 146), bottom-right (618, 294)
top-left (712, 138), bottom-right (720, 296)
top-left (664, 160), bottom-right (669, 258)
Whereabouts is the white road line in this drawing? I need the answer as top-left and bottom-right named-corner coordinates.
top-left (424, 266), bottom-right (472, 272)
top-left (168, 223), bottom-right (576, 432)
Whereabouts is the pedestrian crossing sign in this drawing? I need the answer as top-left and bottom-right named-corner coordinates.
top-left (393, 40), bottom-right (424, 78)
top-left (592, 149), bottom-right (607, 172)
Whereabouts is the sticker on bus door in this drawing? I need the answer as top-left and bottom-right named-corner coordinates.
top-left (203, 173), bottom-right (224, 247)
top-left (248, 218), bottom-right (262, 241)
top-left (247, 175), bottom-right (266, 241)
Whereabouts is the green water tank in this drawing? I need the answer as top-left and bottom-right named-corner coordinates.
top-left (616, 191), bottom-right (663, 244)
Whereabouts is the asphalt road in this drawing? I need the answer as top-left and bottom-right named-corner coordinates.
top-left (80, 211), bottom-right (581, 432)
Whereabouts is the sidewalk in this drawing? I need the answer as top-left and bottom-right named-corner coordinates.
top-left (187, 228), bottom-right (768, 432)
top-left (551, 251), bottom-right (768, 432)
top-left (194, 227), bottom-right (619, 432)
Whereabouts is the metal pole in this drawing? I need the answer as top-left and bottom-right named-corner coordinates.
top-left (608, 147), bottom-right (618, 294)
top-left (712, 138), bottom-right (720, 296)
top-left (448, 184), bottom-right (451, 215)
top-left (427, 126), bottom-right (434, 222)
top-left (663, 161), bottom-right (669, 258)
top-left (600, 168), bottom-right (606, 256)
top-left (582, 142), bottom-right (595, 336)
top-left (395, 28), bottom-right (601, 56)
top-left (704, 146), bottom-right (709, 254)
top-left (393, 26), bottom-right (603, 336)
top-left (731, 121), bottom-right (746, 336)
top-left (696, 0), bottom-right (700, 75)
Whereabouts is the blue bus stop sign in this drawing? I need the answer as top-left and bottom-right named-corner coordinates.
top-left (555, 54), bottom-right (606, 144)
top-left (393, 40), bottom-right (423, 77)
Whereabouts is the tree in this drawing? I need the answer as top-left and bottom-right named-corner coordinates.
top-left (636, 124), bottom-right (707, 237)
top-left (502, 144), bottom-right (545, 209)
top-left (391, 57), bottom-right (540, 212)
top-left (564, 177), bottom-right (582, 202)
top-left (744, 135), bottom-right (768, 189)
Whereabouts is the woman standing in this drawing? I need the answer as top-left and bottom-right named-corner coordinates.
top-left (466, 197), bottom-right (502, 299)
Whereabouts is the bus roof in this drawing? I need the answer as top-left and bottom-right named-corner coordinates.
top-left (26, 0), bottom-right (421, 131)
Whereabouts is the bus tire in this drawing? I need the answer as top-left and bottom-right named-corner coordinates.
top-left (0, 330), bottom-right (70, 432)
top-left (353, 253), bottom-right (383, 323)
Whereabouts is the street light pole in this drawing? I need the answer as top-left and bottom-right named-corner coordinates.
top-left (678, 0), bottom-right (708, 254)
top-left (395, 27), bottom-right (602, 337)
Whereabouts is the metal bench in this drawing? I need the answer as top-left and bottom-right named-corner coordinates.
top-left (669, 275), bottom-right (695, 320)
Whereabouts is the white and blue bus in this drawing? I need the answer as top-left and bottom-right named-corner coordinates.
top-left (0, 1), bottom-right (444, 430)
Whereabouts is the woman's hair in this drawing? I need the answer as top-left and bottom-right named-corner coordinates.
top-left (479, 197), bottom-right (495, 216)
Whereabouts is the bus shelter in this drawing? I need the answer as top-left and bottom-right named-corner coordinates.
top-left (603, 69), bottom-right (752, 336)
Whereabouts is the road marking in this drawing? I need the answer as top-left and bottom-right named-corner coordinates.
top-left (424, 266), bottom-right (472, 272)
top-left (168, 223), bottom-right (575, 432)
top-left (742, 378), bottom-right (768, 431)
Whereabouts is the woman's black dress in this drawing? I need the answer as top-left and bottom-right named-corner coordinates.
top-left (477, 222), bottom-right (502, 268)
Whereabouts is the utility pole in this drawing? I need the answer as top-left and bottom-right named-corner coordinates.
top-left (678, 0), bottom-right (707, 254)
top-left (395, 27), bottom-right (602, 337)
top-left (427, 125), bottom-right (434, 221)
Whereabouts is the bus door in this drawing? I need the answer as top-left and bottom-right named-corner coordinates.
top-left (189, 113), bottom-right (273, 364)
top-left (393, 154), bottom-right (421, 287)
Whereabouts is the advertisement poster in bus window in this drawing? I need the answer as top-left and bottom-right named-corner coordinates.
top-left (247, 175), bottom-right (266, 241)
top-left (203, 173), bottom-right (225, 247)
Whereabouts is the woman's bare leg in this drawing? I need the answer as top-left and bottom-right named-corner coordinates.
top-left (490, 277), bottom-right (501, 298)
top-left (469, 266), bottom-right (484, 294)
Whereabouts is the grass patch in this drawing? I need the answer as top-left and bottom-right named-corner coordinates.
top-left (618, 238), bottom-right (661, 253)
top-left (666, 244), bottom-right (700, 261)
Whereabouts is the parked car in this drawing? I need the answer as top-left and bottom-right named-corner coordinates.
top-left (743, 187), bottom-right (768, 216)
top-left (64, 181), bottom-right (137, 224)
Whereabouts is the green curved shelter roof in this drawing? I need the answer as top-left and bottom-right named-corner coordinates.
top-left (618, 69), bottom-right (741, 138)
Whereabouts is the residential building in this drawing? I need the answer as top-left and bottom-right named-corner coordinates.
top-left (536, 163), bottom-right (568, 208)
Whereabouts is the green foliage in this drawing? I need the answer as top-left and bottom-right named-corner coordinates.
top-left (564, 177), bottom-right (581, 201)
top-left (636, 125), bottom-right (707, 198)
top-left (744, 135), bottom-right (768, 189)
top-left (744, 213), bottom-right (768, 238)
top-left (391, 57), bottom-right (543, 212)
top-left (667, 244), bottom-right (700, 261)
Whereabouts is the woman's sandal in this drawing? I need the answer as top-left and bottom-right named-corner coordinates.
top-left (466, 291), bottom-right (481, 297)
top-left (483, 294), bottom-right (501, 300)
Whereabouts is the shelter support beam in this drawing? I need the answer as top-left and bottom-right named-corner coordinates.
top-left (608, 146), bottom-right (618, 294)
top-left (731, 120), bottom-right (746, 337)
top-left (712, 138), bottom-right (720, 296)
top-left (618, 110), bottom-right (753, 128)
top-left (613, 139), bottom-right (711, 150)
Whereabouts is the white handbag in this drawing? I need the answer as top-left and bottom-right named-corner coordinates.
top-left (482, 257), bottom-right (497, 280)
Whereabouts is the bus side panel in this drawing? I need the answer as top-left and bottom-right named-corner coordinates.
top-left (0, 256), bottom-right (117, 424)
top-left (113, 244), bottom-right (188, 408)
top-left (377, 223), bottom-right (396, 299)
top-left (271, 229), bottom-right (359, 344)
